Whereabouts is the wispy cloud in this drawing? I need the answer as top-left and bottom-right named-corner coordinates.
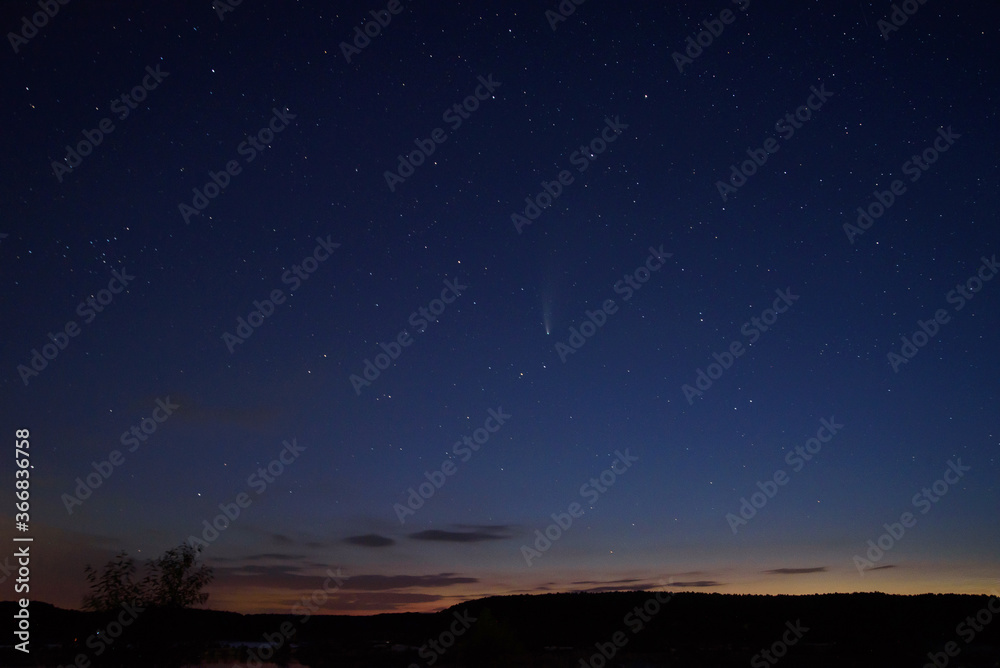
top-left (211, 552), bottom-right (306, 562)
top-left (342, 573), bottom-right (478, 591)
top-left (345, 534), bottom-right (395, 547)
top-left (409, 526), bottom-right (514, 542)
top-left (764, 567), bottom-right (828, 575)
top-left (211, 565), bottom-right (474, 594)
top-left (571, 578), bottom-right (643, 586)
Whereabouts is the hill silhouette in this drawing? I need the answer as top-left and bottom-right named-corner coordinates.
top-left (2, 591), bottom-right (998, 667)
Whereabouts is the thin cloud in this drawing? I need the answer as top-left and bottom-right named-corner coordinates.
top-left (578, 584), bottom-right (653, 593)
top-left (215, 568), bottom-right (477, 592)
top-left (345, 534), bottom-right (395, 547)
top-left (211, 553), bottom-right (306, 563)
top-left (341, 573), bottom-right (478, 591)
top-left (220, 564), bottom-right (304, 578)
top-left (409, 526), bottom-right (513, 542)
top-left (571, 578), bottom-right (643, 586)
top-left (764, 567), bottom-right (828, 575)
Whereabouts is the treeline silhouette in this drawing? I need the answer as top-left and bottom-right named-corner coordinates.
top-left (1, 591), bottom-right (998, 667)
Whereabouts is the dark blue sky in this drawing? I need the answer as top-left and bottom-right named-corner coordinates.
top-left (1, 0), bottom-right (998, 613)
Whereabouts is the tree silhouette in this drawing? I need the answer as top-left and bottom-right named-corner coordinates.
top-left (83, 543), bottom-right (213, 611)
top-left (142, 543), bottom-right (213, 609)
top-left (82, 550), bottom-right (141, 612)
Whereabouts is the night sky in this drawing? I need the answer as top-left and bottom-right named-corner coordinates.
top-left (2, 0), bottom-right (998, 615)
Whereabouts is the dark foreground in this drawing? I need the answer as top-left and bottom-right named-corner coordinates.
top-left (2, 592), bottom-right (999, 667)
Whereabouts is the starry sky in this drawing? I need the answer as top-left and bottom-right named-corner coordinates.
top-left (1, 1), bottom-right (998, 615)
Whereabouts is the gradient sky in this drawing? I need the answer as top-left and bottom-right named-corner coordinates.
top-left (1, 1), bottom-right (998, 615)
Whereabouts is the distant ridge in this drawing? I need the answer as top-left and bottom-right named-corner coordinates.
top-left (2, 592), bottom-right (998, 667)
